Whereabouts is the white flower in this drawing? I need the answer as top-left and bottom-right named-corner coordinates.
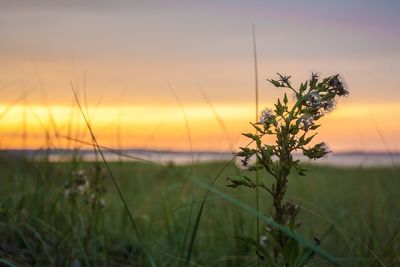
top-left (307, 91), bottom-right (321, 107)
top-left (299, 115), bottom-right (314, 129)
top-left (259, 108), bottom-right (274, 124)
top-left (235, 155), bottom-right (257, 170)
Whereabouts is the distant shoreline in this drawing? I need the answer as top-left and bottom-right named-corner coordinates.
top-left (2, 148), bottom-right (400, 156)
top-left (1, 148), bottom-right (400, 167)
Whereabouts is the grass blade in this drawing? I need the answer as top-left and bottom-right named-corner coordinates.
top-left (192, 178), bottom-right (341, 266)
top-left (183, 159), bottom-right (234, 267)
top-left (4, 208), bottom-right (42, 266)
top-left (0, 259), bottom-right (17, 267)
top-left (70, 84), bottom-right (157, 266)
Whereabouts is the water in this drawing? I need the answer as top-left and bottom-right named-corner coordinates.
top-left (4, 149), bottom-right (400, 167)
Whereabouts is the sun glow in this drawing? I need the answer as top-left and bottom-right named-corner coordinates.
top-left (1, 102), bottom-right (399, 152)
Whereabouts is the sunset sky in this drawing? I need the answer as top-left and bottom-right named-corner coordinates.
top-left (1, 0), bottom-right (399, 152)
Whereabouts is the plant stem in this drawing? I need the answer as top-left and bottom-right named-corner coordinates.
top-left (272, 103), bottom-right (296, 260)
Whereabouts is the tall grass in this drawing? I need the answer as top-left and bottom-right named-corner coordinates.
top-left (1, 156), bottom-right (400, 266)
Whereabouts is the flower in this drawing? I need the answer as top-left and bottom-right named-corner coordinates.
top-left (307, 91), bottom-right (321, 107)
top-left (328, 75), bottom-right (349, 97)
top-left (259, 108), bottom-right (274, 124)
top-left (235, 155), bottom-right (257, 170)
top-left (321, 99), bottom-right (336, 112)
top-left (299, 115), bottom-right (314, 129)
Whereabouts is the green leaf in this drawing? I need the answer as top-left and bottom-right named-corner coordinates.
top-left (289, 125), bottom-right (299, 135)
top-left (251, 122), bottom-right (263, 132)
top-left (298, 133), bottom-right (306, 144)
top-left (268, 79), bottom-right (283, 88)
top-left (236, 147), bottom-right (255, 157)
top-left (242, 133), bottom-right (254, 139)
top-left (227, 176), bottom-right (255, 188)
top-left (299, 82), bottom-right (308, 93)
top-left (295, 165), bottom-right (307, 176)
top-left (309, 124), bottom-right (320, 130)
top-left (303, 135), bottom-right (315, 146)
top-left (255, 136), bottom-right (262, 147)
top-left (283, 93), bottom-right (288, 105)
top-left (275, 100), bottom-right (284, 116)
top-left (239, 147), bottom-right (251, 153)
top-left (299, 133), bottom-right (317, 146)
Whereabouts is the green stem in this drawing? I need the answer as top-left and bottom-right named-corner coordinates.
top-left (256, 165), bottom-right (260, 248)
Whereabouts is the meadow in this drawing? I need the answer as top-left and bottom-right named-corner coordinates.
top-left (1, 152), bottom-right (399, 267)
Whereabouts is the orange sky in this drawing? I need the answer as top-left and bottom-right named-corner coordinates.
top-left (1, 1), bottom-right (400, 152)
top-left (1, 102), bottom-right (399, 152)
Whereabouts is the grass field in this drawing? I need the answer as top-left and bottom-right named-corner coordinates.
top-left (1, 153), bottom-right (399, 266)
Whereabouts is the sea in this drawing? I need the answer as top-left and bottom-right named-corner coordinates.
top-left (2, 149), bottom-right (400, 167)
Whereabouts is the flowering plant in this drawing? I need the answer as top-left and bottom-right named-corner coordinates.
top-left (228, 73), bottom-right (348, 266)
top-left (64, 166), bottom-right (107, 210)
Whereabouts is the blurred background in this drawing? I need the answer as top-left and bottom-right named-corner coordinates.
top-left (1, 0), bottom-right (399, 152)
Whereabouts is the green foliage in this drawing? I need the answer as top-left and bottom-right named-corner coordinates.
top-left (0, 156), bottom-right (400, 266)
